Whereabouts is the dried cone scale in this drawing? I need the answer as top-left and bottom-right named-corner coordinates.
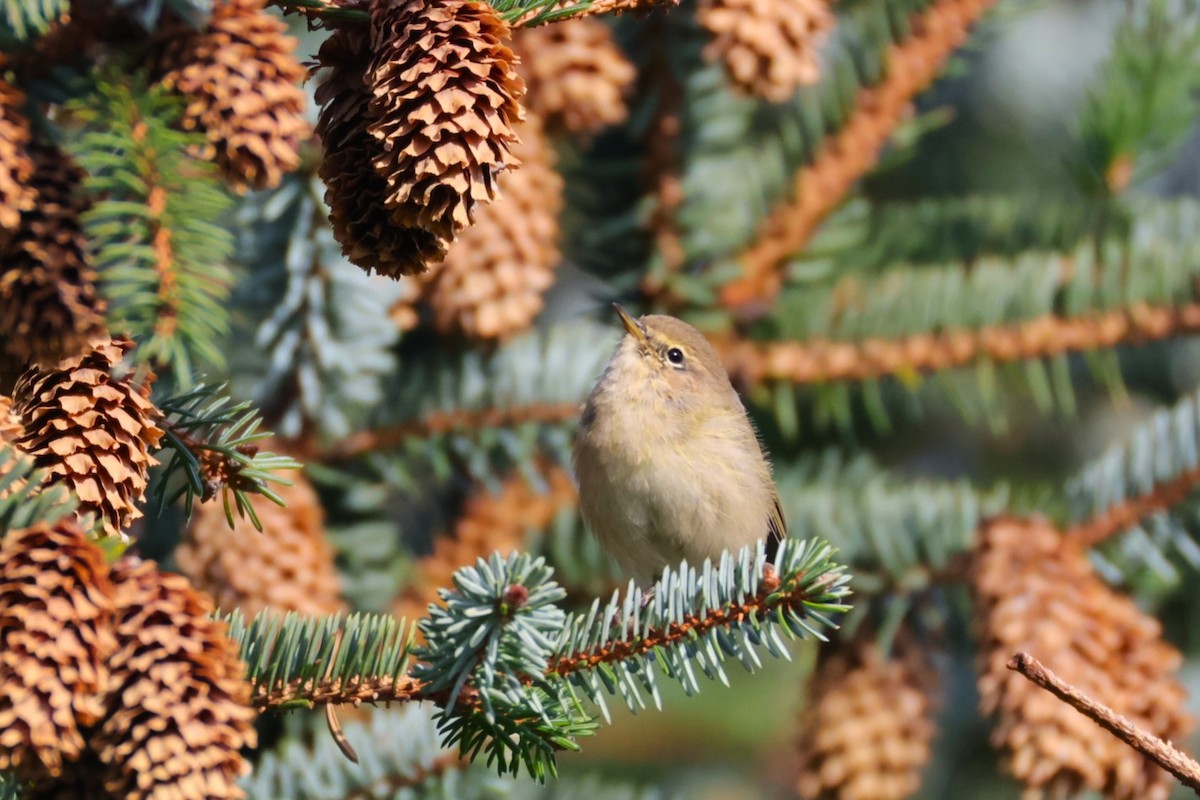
top-left (177, 470), bottom-right (345, 618)
top-left (0, 141), bottom-right (106, 366)
top-left (421, 114), bottom-right (563, 340)
top-left (513, 18), bottom-right (636, 136)
top-left (795, 633), bottom-right (937, 800)
top-left (971, 516), bottom-right (1192, 800)
top-left (0, 521), bottom-right (116, 781)
top-left (12, 336), bottom-right (163, 538)
top-left (366, 0), bottom-right (525, 241)
top-left (316, 26), bottom-right (449, 277)
top-left (395, 464), bottom-right (577, 629)
top-left (94, 558), bottom-right (256, 799)
top-left (698, 0), bottom-right (833, 102)
top-left (153, 0), bottom-right (308, 191)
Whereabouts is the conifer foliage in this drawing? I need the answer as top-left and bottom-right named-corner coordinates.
top-left (2, 0), bottom-right (1200, 797)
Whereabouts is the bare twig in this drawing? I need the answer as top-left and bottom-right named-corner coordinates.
top-left (1007, 652), bottom-right (1200, 795)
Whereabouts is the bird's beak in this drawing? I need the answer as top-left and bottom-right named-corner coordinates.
top-left (613, 303), bottom-right (648, 346)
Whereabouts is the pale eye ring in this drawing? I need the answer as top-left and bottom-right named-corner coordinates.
top-left (667, 347), bottom-right (685, 365)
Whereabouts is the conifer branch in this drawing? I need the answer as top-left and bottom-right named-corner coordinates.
top-left (253, 673), bottom-right (426, 711)
top-left (1065, 466), bottom-right (1200, 549)
top-left (1007, 652), bottom-right (1200, 794)
top-left (330, 402), bottom-right (581, 460)
top-left (720, 0), bottom-right (997, 311)
top-left (719, 300), bottom-right (1200, 387)
top-left (270, 0), bottom-right (676, 28)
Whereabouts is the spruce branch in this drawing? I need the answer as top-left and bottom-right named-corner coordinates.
top-left (269, 0), bottom-right (676, 28)
top-left (152, 383), bottom-right (301, 527)
top-left (720, 0), bottom-right (997, 310)
top-left (0, 0), bottom-right (66, 41)
top-left (1007, 652), bottom-right (1200, 795)
top-left (69, 77), bottom-right (234, 383)
top-left (720, 299), bottom-right (1200, 387)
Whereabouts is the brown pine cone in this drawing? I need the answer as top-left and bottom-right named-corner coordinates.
top-left (11, 336), bottom-right (163, 538)
top-left (176, 470), bottom-right (345, 618)
top-left (315, 26), bottom-right (449, 278)
top-left (0, 62), bottom-right (34, 240)
top-left (152, 0), bottom-right (308, 192)
top-left (0, 141), bottom-right (106, 366)
top-left (698, 0), bottom-right (833, 102)
top-left (395, 463), bottom-right (577, 627)
top-left (421, 113), bottom-right (563, 340)
top-left (94, 557), bottom-right (257, 800)
top-left (972, 516), bottom-right (1193, 800)
top-left (366, 0), bottom-right (525, 241)
top-left (0, 520), bottom-right (116, 781)
top-left (513, 18), bottom-right (636, 136)
top-left (795, 632), bottom-right (937, 800)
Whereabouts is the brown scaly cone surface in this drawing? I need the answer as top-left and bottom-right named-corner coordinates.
top-left (0, 60), bottom-right (34, 240)
top-left (795, 633), bottom-right (938, 800)
top-left (420, 113), bottom-right (563, 340)
top-left (177, 469), bottom-right (345, 618)
top-left (152, 0), bottom-right (308, 192)
top-left (11, 336), bottom-right (163, 538)
top-left (0, 141), bottom-right (106, 366)
top-left (395, 463), bottom-right (577, 631)
top-left (513, 18), bottom-right (636, 136)
top-left (0, 520), bottom-right (116, 781)
top-left (697, 0), bottom-right (833, 103)
top-left (971, 516), bottom-right (1193, 800)
top-left (367, 0), bottom-right (525, 241)
top-left (316, 26), bottom-right (448, 277)
top-left (94, 558), bottom-right (257, 800)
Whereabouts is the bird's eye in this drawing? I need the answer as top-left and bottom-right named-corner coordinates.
top-left (666, 347), bottom-right (685, 365)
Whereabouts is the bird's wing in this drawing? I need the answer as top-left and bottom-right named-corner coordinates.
top-left (765, 490), bottom-right (786, 564)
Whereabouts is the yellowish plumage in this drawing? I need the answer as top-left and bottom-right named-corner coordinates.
top-left (573, 307), bottom-right (785, 584)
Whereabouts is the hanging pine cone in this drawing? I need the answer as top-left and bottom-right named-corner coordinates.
top-left (11, 336), bottom-right (163, 538)
top-left (176, 469), bottom-right (345, 618)
top-left (0, 141), bottom-right (106, 366)
top-left (395, 463), bottom-right (577, 627)
top-left (698, 0), bottom-right (833, 102)
top-left (795, 632), bottom-right (937, 800)
top-left (315, 26), bottom-right (449, 278)
top-left (0, 62), bottom-right (34, 240)
top-left (366, 0), bottom-right (525, 241)
top-left (971, 516), bottom-right (1192, 800)
top-left (0, 520), bottom-right (116, 781)
top-left (152, 0), bottom-right (308, 192)
top-left (513, 18), bottom-right (636, 136)
top-left (93, 557), bottom-right (257, 800)
top-left (421, 114), bottom-right (562, 340)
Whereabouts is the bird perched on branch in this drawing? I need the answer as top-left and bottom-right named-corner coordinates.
top-left (573, 304), bottom-right (785, 584)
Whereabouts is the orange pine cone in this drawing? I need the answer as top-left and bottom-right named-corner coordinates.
top-left (0, 520), bottom-right (116, 781)
top-left (421, 113), bottom-right (563, 340)
top-left (366, 0), bottom-right (525, 241)
top-left (698, 0), bottom-right (833, 102)
top-left (971, 516), bottom-right (1193, 800)
top-left (153, 0), bottom-right (308, 191)
top-left (93, 558), bottom-right (257, 800)
top-left (0, 141), bottom-right (106, 366)
top-left (176, 470), bottom-right (345, 618)
top-left (0, 63), bottom-right (34, 240)
top-left (395, 464), bottom-right (577, 626)
top-left (795, 633), bottom-right (937, 800)
top-left (11, 336), bottom-right (163, 538)
top-left (513, 18), bottom-right (636, 136)
top-left (316, 26), bottom-right (449, 278)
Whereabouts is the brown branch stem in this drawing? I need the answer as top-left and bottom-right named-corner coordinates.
top-left (1007, 652), bottom-right (1200, 795)
top-left (1065, 465), bottom-right (1200, 548)
top-left (325, 402), bottom-right (580, 460)
top-left (253, 673), bottom-right (427, 711)
top-left (717, 301), bottom-right (1200, 387)
top-left (721, 0), bottom-right (998, 312)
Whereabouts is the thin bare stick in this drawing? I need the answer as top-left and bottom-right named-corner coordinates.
top-left (1007, 652), bottom-right (1200, 795)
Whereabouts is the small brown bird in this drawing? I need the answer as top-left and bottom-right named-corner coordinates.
top-left (573, 305), bottom-right (785, 584)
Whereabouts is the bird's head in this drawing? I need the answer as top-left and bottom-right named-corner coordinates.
top-left (607, 304), bottom-right (734, 410)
